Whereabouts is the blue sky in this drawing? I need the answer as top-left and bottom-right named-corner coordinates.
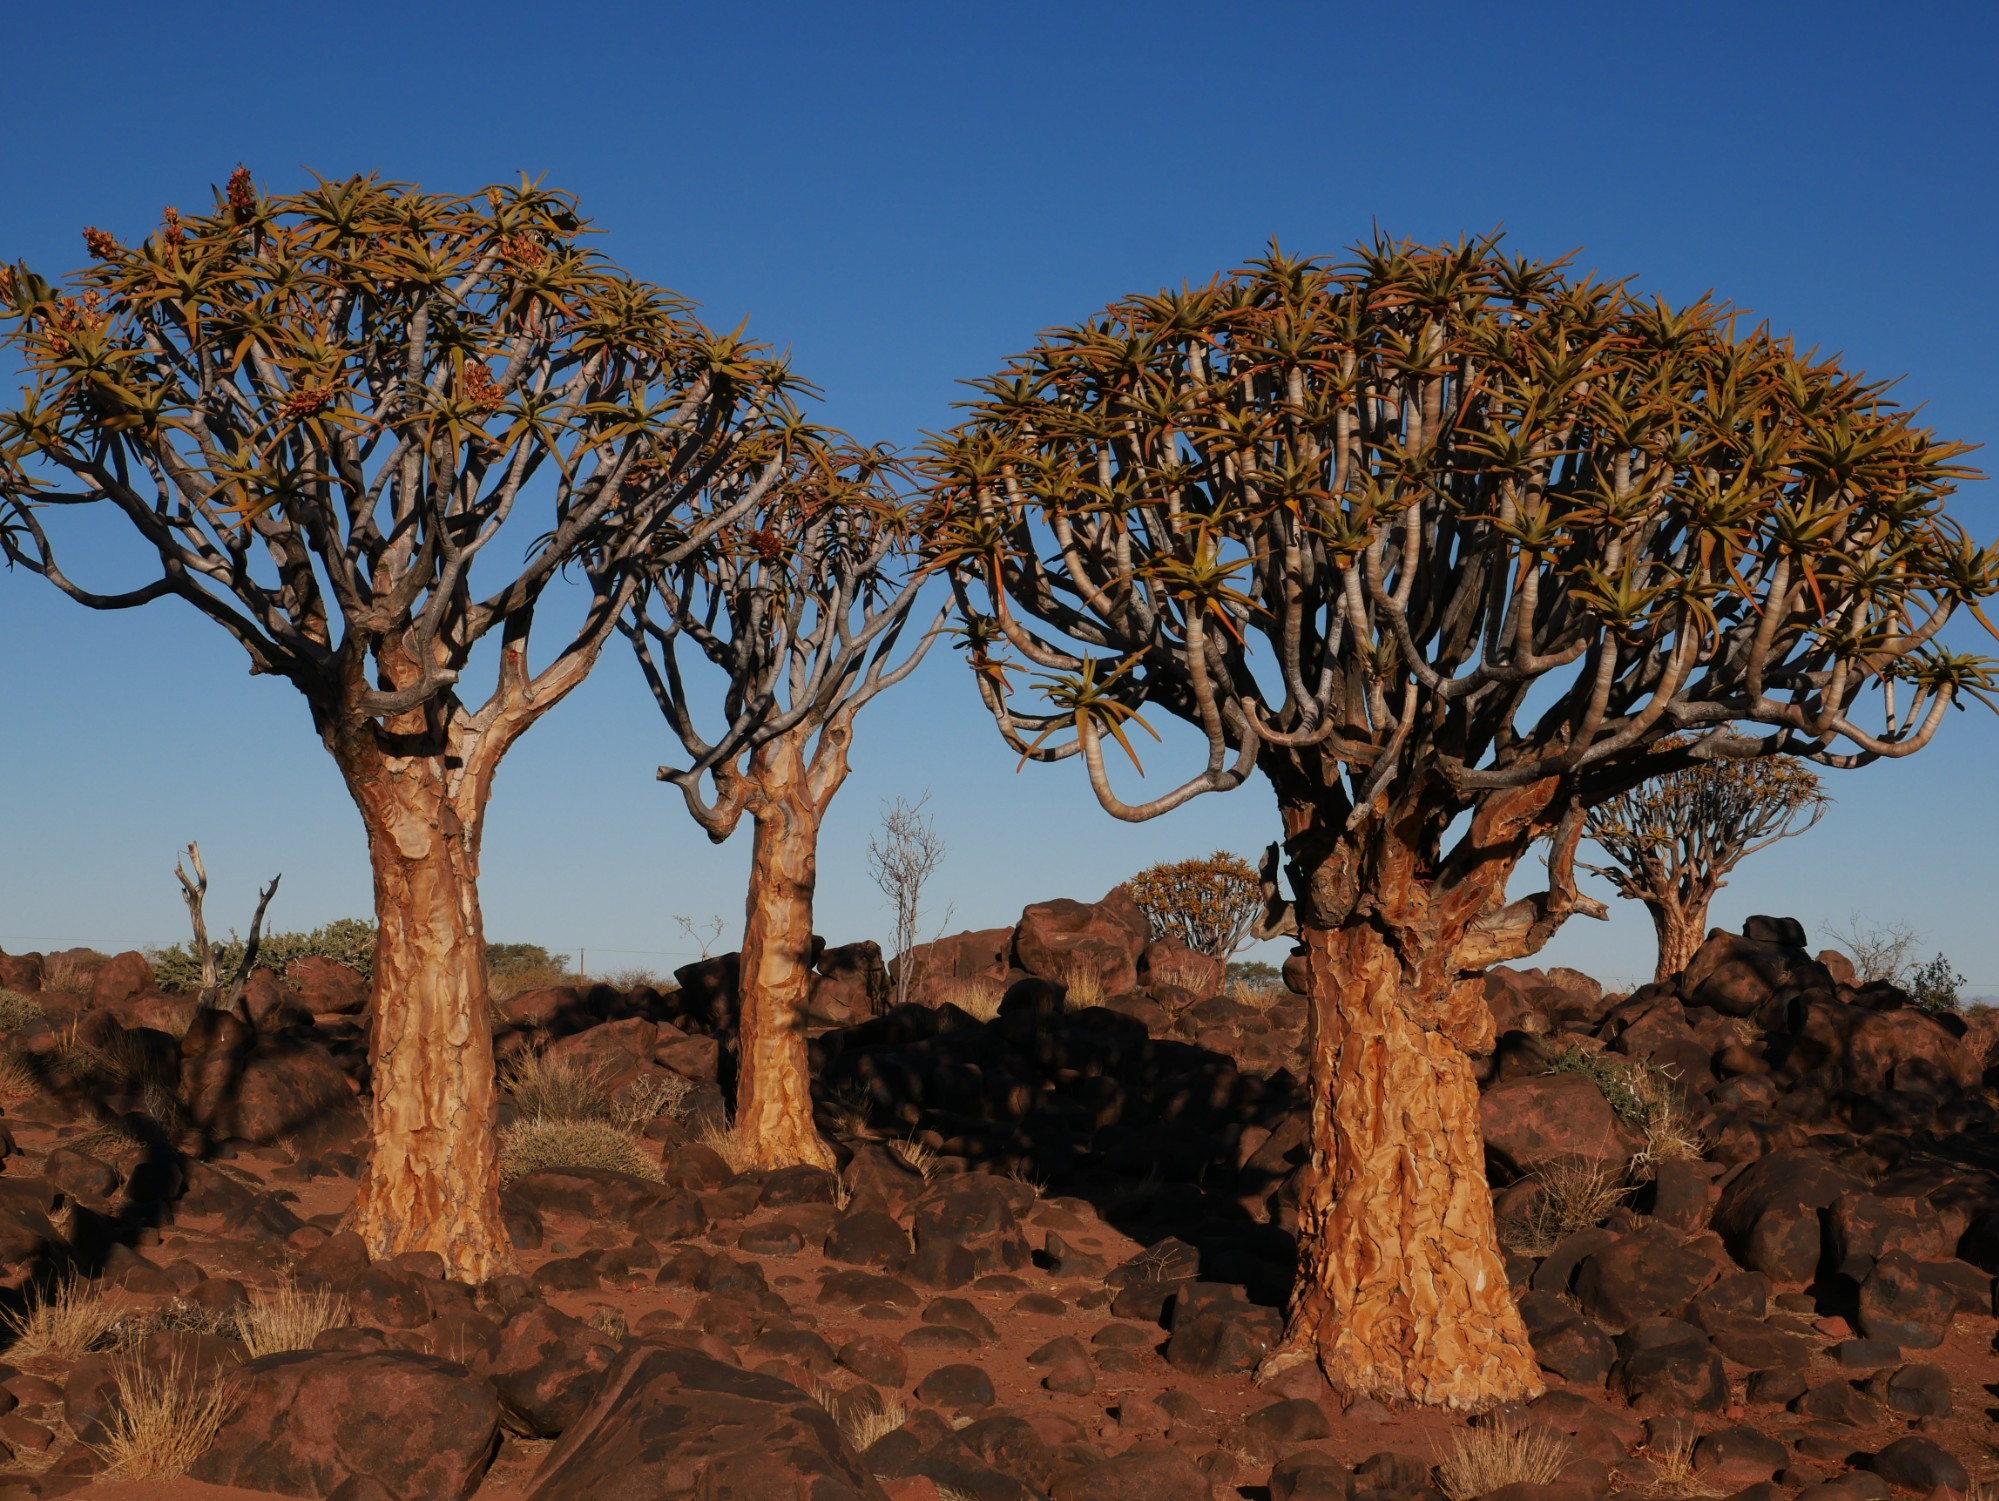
top-left (2, 1), bottom-right (1995, 994)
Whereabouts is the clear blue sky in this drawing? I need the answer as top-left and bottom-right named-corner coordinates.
top-left (3, 1), bottom-right (1995, 994)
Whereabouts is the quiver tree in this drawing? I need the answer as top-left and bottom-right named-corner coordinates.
top-left (924, 237), bottom-right (1996, 1407)
top-left (1125, 851), bottom-right (1262, 956)
top-left (0, 171), bottom-right (810, 1277)
top-left (623, 445), bottom-right (945, 1170)
top-left (1580, 741), bottom-right (1829, 980)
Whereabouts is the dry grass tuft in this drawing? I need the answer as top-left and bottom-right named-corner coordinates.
top-left (1635, 1428), bottom-right (1721, 1498)
top-left (1055, 964), bottom-right (1104, 1007)
top-left (3, 1277), bottom-right (122, 1360)
top-left (1501, 1158), bottom-right (1631, 1256)
top-left (502, 1051), bottom-right (612, 1122)
top-left (1146, 953), bottom-right (1218, 995)
top-left (1635, 1094), bottom-right (1709, 1176)
top-left (888, 1133), bottom-right (938, 1180)
top-left (811, 1381), bottom-right (906, 1452)
top-left (697, 1119), bottom-right (759, 1174)
top-left (0, 1049), bottom-right (40, 1100)
top-left (611, 1073), bottom-right (692, 1130)
top-left (502, 1117), bottom-right (662, 1184)
top-left (1227, 978), bottom-right (1287, 1011)
top-left (583, 1305), bottom-right (629, 1340)
top-left (42, 953), bottom-right (98, 996)
top-left (234, 1282), bottom-right (349, 1358)
top-left (101, 1298), bottom-right (235, 1351)
top-left (1435, 1418), bottom-right (1571, 1501)
top-left (936, 975), bottom-right (1007, 1021)
top-left (92, 1352), bottom-right (233, 1479)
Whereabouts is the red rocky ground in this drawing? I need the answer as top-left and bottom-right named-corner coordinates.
top-left (0, 893), bottom-right (1991, 1501)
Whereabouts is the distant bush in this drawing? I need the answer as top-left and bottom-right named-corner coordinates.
top-left (1225, 959), bottom-right (1281, 987)
top-left (1908, 953), bottom-right (1965, 1013)
top-left (151, 917), bottom-right (378, 991)
top-left (0, 990), bottom-right (43, 1032)
top-left (488, 942), bottom-right (571, 999)
top-left (152, 923), bottom-right (570, 996)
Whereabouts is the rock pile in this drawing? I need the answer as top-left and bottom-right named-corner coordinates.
top-left (0, 904), bottom-right (1988, 1499)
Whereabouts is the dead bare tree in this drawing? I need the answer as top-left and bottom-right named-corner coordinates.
top-left (0, 171), bottom-right (810, 1277)
top-left (624, 445), bottom-right (947, 1170)
top-left (172, 842), bottom-right (281, 1013)
top-left (924, 237), bottom-right (1996, 1407)
top-left (868, 792), bottom-right (947, 1009)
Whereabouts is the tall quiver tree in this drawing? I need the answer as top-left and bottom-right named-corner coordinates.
top-left (1581, 743), bottom-right (1829, 981)
top-left (924, 239), bottom-right (1996, 1407)
top-left (0, 172), bottom-right (807, 1278)
top-left (624, 445), bottom-right (944, 1170)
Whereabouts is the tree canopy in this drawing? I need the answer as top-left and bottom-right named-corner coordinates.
top-left (925, 237), bottom-right (1996, 902)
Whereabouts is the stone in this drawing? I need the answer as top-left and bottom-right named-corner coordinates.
top-left (826, 1209), bottom-right (910, 1268)
top-left (1868, 1435), bottom-right (1968, 1493)
top-left (835, 1335), bottom-right (906, 1387)
top-left (1573, 1227), bottom-right (1717, 1328)
top-left (1516, 1292), bottom-right (1616, 1385)
top-left (525, 1344), bottom-right (887, 1501)
top-left (192, 1350), bottom-right (500, 1500)
top-left (914, 1363), bottom-right (995, 1408)
top-left (1679, 930), bottom-right (1821, 1018)
top-left (89, 951), bottom-right (154, 1007)
top-left (1481, 1071), bottom-right (1637, 1177)
top-left (1164, 1284), bottom-right (1282, 1375)
top-left (288, 956), bottom-right (370, 1015)
top-left (1011, 889), bottom-right (1149, 997)
top-left (1268, 1451), bottom-right (1352, 1501)
top-left (1245, 1398), bottom-right (1332, 1443)
top-left (1048, 1441), bottom-right (1210, 1501)
top-left (1874, 1361), bottom-right (1950, 1418)
top-left (811, 941), bottom-right (890, 1025)
top-left (1611, 1321), bottom-right (1727, 1414)
top-left (190, 1034), bottom-right (361, 1147)
top-left (907, 1178), bottom-right (1030, 1287)
top-left (475, 1303), bottom-right (619, 1438)
top-left (1695, 1423), bottom-right (1791, 1495)
top-left (505, 1167), bottom-right (684, 1223)
top-left (1855, 1252), bottom-right (1956, 1348)
top-left (1711, 1148), bottom-right (1865, 1284)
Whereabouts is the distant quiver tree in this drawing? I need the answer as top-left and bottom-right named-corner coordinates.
top-left (1125, 851), bottom-right (1262, 956)
top-left (0, 171), bottom-right (813, 1278)
top-left (1580, 740), bottom-right (1829, 981)
top-left (923, 237), bottom-right (1996, 1408)
top-left (622, 444), bottom-right (944, 1170)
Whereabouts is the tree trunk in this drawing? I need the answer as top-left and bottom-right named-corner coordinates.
top-left (341, 753), bottom-right (513, 1282)
top-left (1277, 920), bottom-right (1544, 1408)
top-left (1647, 891), bottom-right (1707, 983)
top-left (1266, 795), bottom-right (1546, 1411)
top-left (733, 728), bottom-right (842, 1171)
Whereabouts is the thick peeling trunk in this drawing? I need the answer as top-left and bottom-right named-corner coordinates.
top-left (733, 730), bottom-right (839, 1172)
top-left (1647, 892), bottom-right (1706, 982)
top-left (1278, 921), bottom-right (1543, 1408)
top-left (342, 757), bottom-right (512, 1281)
top-left (1266, 791), bottom-right (1548, 1410)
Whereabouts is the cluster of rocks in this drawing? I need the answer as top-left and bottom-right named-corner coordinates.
top-left (0, 906), bottom-right (1989, 1500)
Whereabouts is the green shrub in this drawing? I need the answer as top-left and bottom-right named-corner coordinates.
top-left (1908, 953), bottom-right (1964, 1013)
top-left (150, 917), bottom-right (379, 991)
top-left (152, 923), bottom-right (568, 995)
top-left (0, 990), bottom-right (43, 1032)
top-left (1225, 959), bottom-right (1281, 987)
